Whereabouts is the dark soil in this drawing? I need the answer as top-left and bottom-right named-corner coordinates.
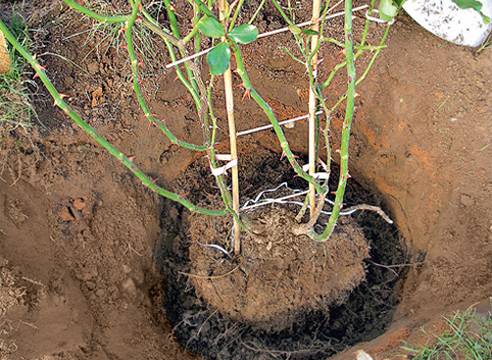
top-left (159, 151), bottom-right (407, 360)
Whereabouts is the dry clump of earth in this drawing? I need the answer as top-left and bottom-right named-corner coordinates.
top-left (188, 207), bottom-right (369, 329)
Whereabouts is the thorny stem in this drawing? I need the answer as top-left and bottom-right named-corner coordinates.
top-left (163, 0), bottom-right (199, 93)
top-left (13, 0), bottom-right (392, 246)
top-left (192, 0), bottom-right (215, 18)
top-left (232, 44), bottom-right (326, 195)
top-left (140, 3), bottom-right (225, 201)
top-left (140, 17), bottom-right (201, 109)
top-left (64, 0), bottom-right (206, 150)
top-left (63, 0), bottom-right (128, 23)
top-left (321, 0), bottom-right (376, 90)
top-left (125, 2), bottom-right (208, 152)
top-left (63, 0), bottom-right (240, 242)
top-left (329, 23), bottom-right (391, 114)
top-left (308, 0), bottom-right (356, 241)
top-left (270, 0), bottom-right (296, 27)
top-left (191, 2), bottom-right (202, 57)
top-left (229, 0), bottom-right (246, 31)
top-left (248, 0), bottom-right (267, 24)
top-left (163, 0), bottom-right (181, 37)
top-left (139, 11), bottom-right (209, 126)
top-left (143, 2), bottom-right (239, 234)
top-left (0, 18), bottom-right (228, 217)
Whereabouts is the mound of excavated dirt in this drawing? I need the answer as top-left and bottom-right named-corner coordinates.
top-left (187, 207), bottom-right (369, 329)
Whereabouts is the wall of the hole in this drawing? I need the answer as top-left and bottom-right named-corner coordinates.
top-left (153, 17), bottom-right (491, 341)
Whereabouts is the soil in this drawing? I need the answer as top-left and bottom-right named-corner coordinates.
top-left (0, 0), bottom-right (491, 359)
top-left (161, 151), bottom-right (405, 360)
top-left (188, 207), bottom-right (369, 329)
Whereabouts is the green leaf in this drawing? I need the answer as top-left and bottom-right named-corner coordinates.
top-left (197, 16), bottom-right (225, 39)
top-left (288, 24), bottom-right (303, 35)
top-left (302, 29), bottom-right (319, 36)
top-left (206, 42), bottom-right (231, 75)
top-left (229, 24), bottom-right (259, 44)
top-left (379, 0), bottom-right (398, 21)
top-left (452, 0), bottom-right (483, 10)
top-left (452, 0), bottom-right (490, 24)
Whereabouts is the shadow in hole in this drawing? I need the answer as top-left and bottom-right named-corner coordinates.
top-left (154, 150), bottom-right (411, 360)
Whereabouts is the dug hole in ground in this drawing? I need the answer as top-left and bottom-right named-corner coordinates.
top-left (0, 1), bottom-right (491, 359)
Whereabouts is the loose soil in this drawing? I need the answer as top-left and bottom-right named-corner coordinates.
top-left (0, 0), bottom-right (490, 359)
top-left (160, 152), bottom-right (405, 359)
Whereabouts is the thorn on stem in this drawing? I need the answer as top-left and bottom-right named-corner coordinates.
top-left (242, 89), bottom-right (251, 101)
top-left (33, 65), bottom-right (46, 79)
top-left (146, 121), bottom-right (157, 130)
top-left (280, 151), bottom-right (299, 160)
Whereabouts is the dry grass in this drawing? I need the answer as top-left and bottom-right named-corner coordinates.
top-left (0, 10), bottom-right (36, 134)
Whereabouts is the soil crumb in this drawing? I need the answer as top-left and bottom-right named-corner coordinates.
top-left (188, 207), bottom-right (369, 329)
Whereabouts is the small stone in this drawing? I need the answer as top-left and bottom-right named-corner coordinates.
top-left (87, 62), bottom-right (98, 74)
top-left (266, 242), bottom-right (273, 251)
top-left (133, 268), bottom-right (145, 285)
top-left (91, 86), bottom-right (104, 108)
top-left (460, 194), bottom-right (474, 207)
top-left (121, 278), bottom-right (137, 298)
top-left (76, 266), bottom-right (98, 281)
top-left (96, 288), bottom-right (105, 297)
top-left (122, 264), bottom-right (131, 274)
top-left (72, 197), bottom-right (86, 211)
top-left (86, 281), bottom-right (96, 290)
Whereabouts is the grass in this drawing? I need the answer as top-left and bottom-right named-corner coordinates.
top-left (0, 11), bottom-right (35, 133)
top-left (402, 305), bottom-right (492, 360)
top-left (77, 0), bottom-right (163, 73)
top-left (476, 34), bottom-right (491, 54)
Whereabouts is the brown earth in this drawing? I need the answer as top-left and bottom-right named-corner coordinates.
top-left (188, 207), bottom-right (369, 329)
top-left (0, 0), bottom-right (491, 359)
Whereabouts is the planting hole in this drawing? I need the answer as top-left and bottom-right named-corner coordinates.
top-left (158, 150), bottom-right (407, 359)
